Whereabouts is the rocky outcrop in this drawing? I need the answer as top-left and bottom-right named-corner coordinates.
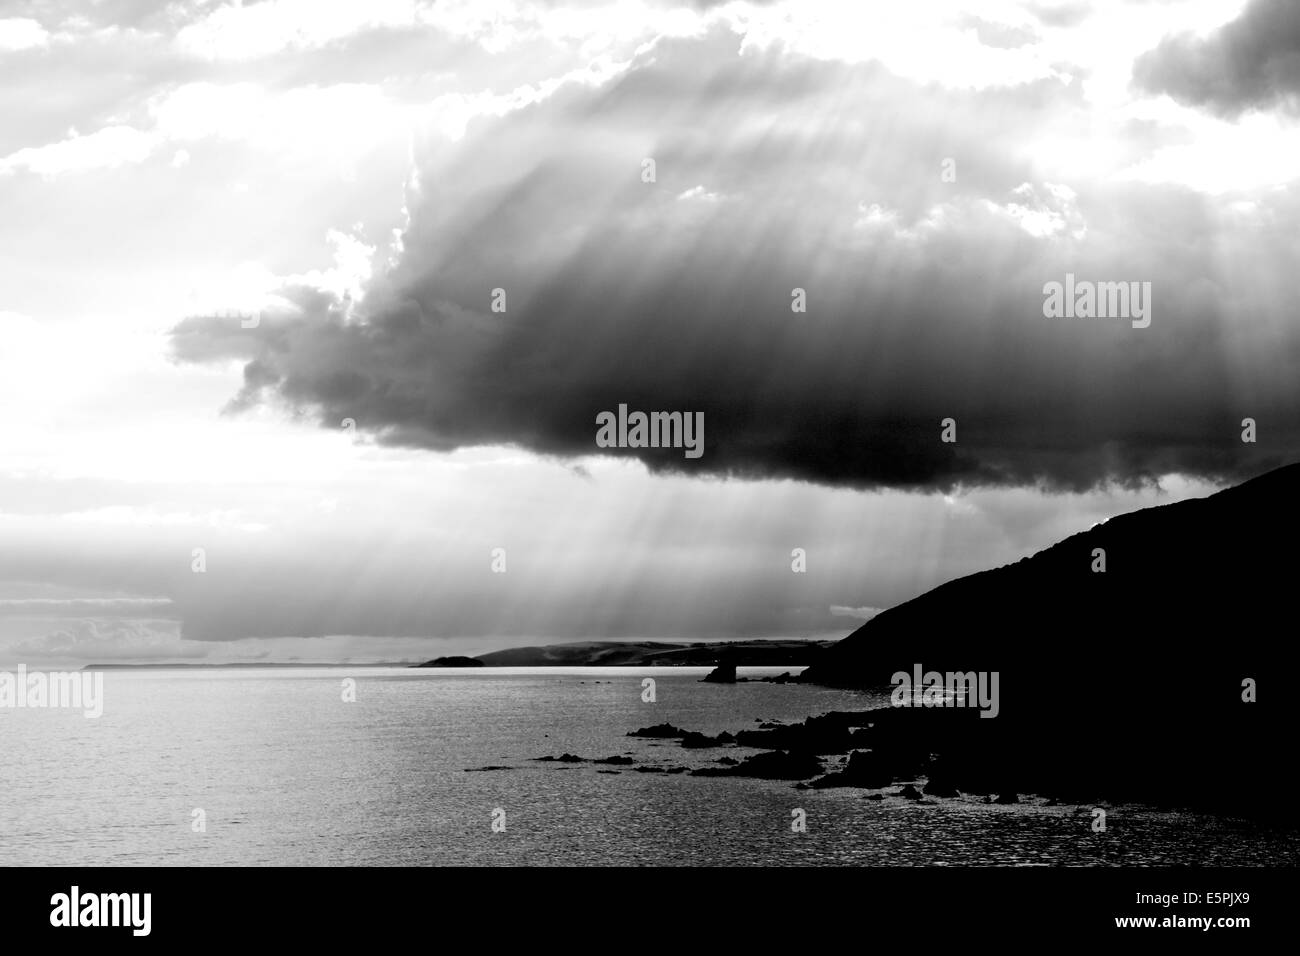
top-left (679, 731), bottom-right (736, 748)
top-left (627, 723), bottom-right (689, 739)
top-left (808, 750), bottom-right (895, 789)
top-left (701, 662), bottom-right (737, 683)
top-left (923, 777), bottom-right (961, 798)
top-left (691, 750), bottom-right (823, 780)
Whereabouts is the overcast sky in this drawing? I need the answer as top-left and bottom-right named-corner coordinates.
top-left (2, 0), bottom-right (1297, 665)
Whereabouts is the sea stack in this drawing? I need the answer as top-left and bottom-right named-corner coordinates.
top-left (702, 661), bottom-right (737, 683)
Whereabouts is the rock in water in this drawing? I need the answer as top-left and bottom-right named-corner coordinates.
top-left (692, 750), bottom-right (823, 780)
top-left (627, 723), bottom-right (689, 738)
top-left (702, 662), bottom-right (737, 683)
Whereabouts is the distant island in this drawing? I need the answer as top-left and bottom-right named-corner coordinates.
top-left (414, 639), bottom-right (832, 668)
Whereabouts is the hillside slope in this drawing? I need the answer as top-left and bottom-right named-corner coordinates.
top-left (799, 463), bottom-right (1298, 812)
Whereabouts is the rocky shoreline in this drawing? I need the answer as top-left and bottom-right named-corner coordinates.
top-left (502, 699), bottom-right (1281, 819)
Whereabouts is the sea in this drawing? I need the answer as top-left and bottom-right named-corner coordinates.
top-left (2, 666), bottom-right (1295, 866)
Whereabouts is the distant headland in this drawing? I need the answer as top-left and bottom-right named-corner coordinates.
top-left (414, 639), bottom-right (831, 668)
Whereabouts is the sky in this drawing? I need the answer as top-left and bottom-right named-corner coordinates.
top-left (1, 0), bottom-right (1297, 665)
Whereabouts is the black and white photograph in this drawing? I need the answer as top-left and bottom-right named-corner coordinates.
top-left (1, 0), bottom-right (1295, 938)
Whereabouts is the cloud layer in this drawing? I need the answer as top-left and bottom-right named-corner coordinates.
top-left (1134, 0), bottom-right (1300, 116)
top-left (173, 27), bottom-right (1300, 493)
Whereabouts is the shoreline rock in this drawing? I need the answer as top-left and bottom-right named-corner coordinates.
top-left (627, 723), bottom-right (689, 739)
top-left (701, 662), bottom-right (737, 683)
top-left (692, 750), bottom-right (823, 780)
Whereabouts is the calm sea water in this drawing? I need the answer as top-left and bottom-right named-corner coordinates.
top-left (2, 666), bottom-right (1295, 866)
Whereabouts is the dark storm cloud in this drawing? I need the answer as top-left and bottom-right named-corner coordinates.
top-left (172, 27), bottom-right (1300, 493)
top-left (1133, 0), bottom-right (1300, 116)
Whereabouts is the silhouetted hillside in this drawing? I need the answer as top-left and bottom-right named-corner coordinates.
top-left (800, 463), bottom-right (1298, 814)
